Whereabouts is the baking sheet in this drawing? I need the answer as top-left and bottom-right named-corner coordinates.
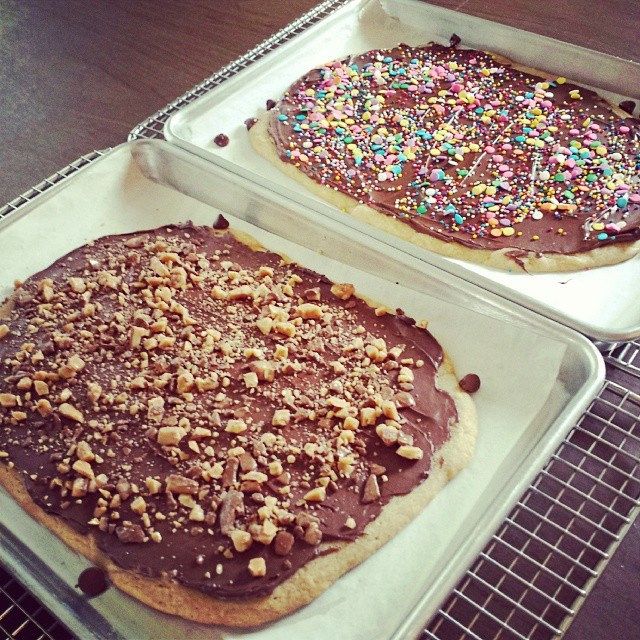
top-left (0, 141), bottom-right (603, 640)
top-left (163, 0), bottom-right (640, 342)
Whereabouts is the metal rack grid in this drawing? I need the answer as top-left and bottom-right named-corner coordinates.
top-left (0, 0), bottom-right (639, 638)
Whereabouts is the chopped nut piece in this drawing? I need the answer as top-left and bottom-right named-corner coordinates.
top-left (362, 474), bottom-right (381, 504)
top-left (76, 440), bottom-right (94, 462)
top-left (72, 459), bottom-right (94, 479)
top-left (189, 504), bottom-right (205, 522)
top-left (381, 400), bottom-right (400, 421)
top-left (248, 557), bottom-right (266, 578)
top-left (67, 277), bottom-right (86, 293)
top-left (268, 460), bottom-right (283, 476)
top-left (274, 345), bottom-right (288, 361)
top-left (130, 496), bottom-right (147, 515)
top-left (345, 517), bottom-right (357, 530)
top-left (35, 399), bottom-right (53, 417)
top-left (16, 377), bottom-right (32, 391)
top-left (295, 303), bottom-right (323, 319)
top-left (272, 409), bottom-right (291, 427)
top-left (147, 396), bottom-right (165, 423)
top-left (59, 402), bottom-right (84, 423)
top-left (376, 423), bottom-right (399, 446)
top-left (330, 282), bottom-right (355, 300)
top-left (255, 317), bottom-right (273, 335)
top-left (71, 477), bottom-right (88, 498)
top-left (243, 372), bottom-right (259, 389)
top-left (220, 490), bottom-right (244, 534)
top-left (343, 416), bottom-right (359, 431)
top-left (272, 320), bottom-right (295, 338)
top-left (225, 419), bottom-right (248, 434)
top-left (396, 445), bottom-right (424, 460)
top-left (11, 411), bottom-right (27, 422)
top-left (303, 287), bottom-right (321, 301)
top-left (145, 477), bottom-right (162, 495)
top-left (165, 474), bottom-right (199, 495)
top-left (0, 393), bottom-right (18, 407)
top-left (360, 407), bottom-right (377, 426)
top-left (304, 522), bottom-right (323, 546)
top-left (32, 380), bottom-right (48, 396)
top-left (303, 486), bottom-right (326, 502)
top-left (87, 382), bottom-right (103, 403)
top-left (273, 530), bottom-right (295, 556)
top-left (157, 426), bottom-right (186, 447)
top-left (241, 471), bottom-right (268, 484)
top-left (67, 354), bottom-right (86, 372)
top-left (230, 529), bottom-right (253, 552)
top-left (0, 324), bottom-right (9, 340)
top-left (176, 371), bottom-right (195, 394)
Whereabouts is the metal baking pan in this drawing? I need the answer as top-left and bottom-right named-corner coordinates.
top-left (163, 0), bottom-right (640, 342)
top-left (0, 140), bottom-right (603, 640)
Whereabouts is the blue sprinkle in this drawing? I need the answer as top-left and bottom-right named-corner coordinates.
top-left (383, 56), bottom-right (393, 63)
top-left (293, 125), bottom-right (302, 132)
top-left (445, 203), bottom-right (457, 213)
top-left (295, 114), bottom-right (306, 121)
top-left (616, 196), bottom-right (628, 208)
top-left (454, 213), bottom-right (464, 225)
top-left (474, 107), bottom-right (484, 114)
top-left (515, 135), bottom-right (526, 143)
top-left (597, 232), bottom-right (608, 241)
top-left (390, 165), bottom-right (402, 175)
top-left (603, 168), bottom-right (614, 176)
top-left (410, 58), bottom-right (419, 64)
top-left (525, 92), bottom-right (534, 98)
top-left (398, 153), bottom-right (407, 161)
top-left (277, 114), bottom-right (288, 121)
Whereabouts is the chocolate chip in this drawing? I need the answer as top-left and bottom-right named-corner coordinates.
top-left (266, 99), bottom-right (276, 110)
top-left (244, 117), bottom-right (258, 130)
top-left (449, 33), bottom-right (461, 47)
top-left (213, 133), bottom-right (229, 147)
top-left (76, 567), bottom-right (109, 598)
top-left (212, 215), bottom-right (230, 231)
top-left (459, 373), bottom-right (481, 393)
top-left (619, 100), bottom-right (636, 115)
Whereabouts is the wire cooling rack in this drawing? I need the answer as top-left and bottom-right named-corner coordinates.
top-left (1, 0), bottom-right (639, 638)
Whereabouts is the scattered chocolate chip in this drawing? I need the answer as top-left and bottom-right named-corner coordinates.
top-left (449, 33), bottom-right (461, 47)
top-left (213, 133), bottom-right (229, 147)
top-left (266, 99), bottom-right (276, 110)
top-left (244, 117), bottom-right (258, 130)
top-left (459, 373), bottom-right (481, 393)
top-left (619, 100), bottom-right (636, 115)
top-left (213, 214), bottom-right (230, 230)
top-left (76, 567), bottom-right (109, 598)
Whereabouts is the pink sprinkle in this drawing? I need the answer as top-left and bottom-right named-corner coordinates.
top-left (493, 154), bottom-right (504, 163)
top-left (469, 57), bottom-right (477, 64)
top-left (485, 146), bottom-right (496, 154)
top-left (566, 158), bottom-right (576, 168)
top-left (451, 83), bottom-right (463, 93)
top-left (429, 169), bottom-right (441, 181)
top-left (500, 219), bottom-right (512, 226)
top-left (605, 223), bottom-right (620, 232)
top-left (586, 132), bottom-right (597, 140)
top-left (503, 171), bottom-right (514, 179)
top-left (620, 125), bottom-right (630, 133)
top-left (408, 85), bottom-right (418, 92)
top-left (485, 211), bottom-right (496, 219)
top-left (629, 194), bottom-right (640, 203)
top-left (569, 128), bottom-right (579, 135)
top-left (498, 164), bottom-right (509, 172)
top-left (502, 143), bottom-right (513, 150)
top-left (590, 123), bottom-right (601, 130)
top-left (541, 100), bottom-right (553, 109)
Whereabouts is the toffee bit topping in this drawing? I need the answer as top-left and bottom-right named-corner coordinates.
top-left (0, 225), bottom-right (457, 598)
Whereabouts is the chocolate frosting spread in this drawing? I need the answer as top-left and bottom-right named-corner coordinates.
top-left (0, 225), bottom-right (458, 599)
top-left (270, 44), bottom-right (640, 259)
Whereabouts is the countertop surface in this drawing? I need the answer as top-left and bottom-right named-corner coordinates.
top-left (0, 1), bottom-right (638, 639)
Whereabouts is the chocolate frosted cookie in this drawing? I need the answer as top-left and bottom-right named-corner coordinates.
top-left (0, 223), bottom-right (476, 626)
top-left (250, 43), bottom-right (640, 272)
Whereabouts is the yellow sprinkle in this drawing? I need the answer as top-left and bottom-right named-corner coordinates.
top-left (592, 222), bottom-right (605, 231)
top-left (556, 77), bottom-right (566, 84)
top-left (539, 82), bottom-right (550, 90)
top-left (532, 108), bottom-right (542, 116)
top-left (502, 227), bottom-right (515, 237)
top-left (305, 88), bottom-right (315, 96)
top-left (490, 228), bottom-right (503, 237)
top-left (469, 143), bottom-right (480, 152)
top-left (485, 186), bottom-right (497, 196)
top-left (481, 115), bottom-right (491, 124)
top-left (582, 117), bottom-right (591, 127)
top-left (471, 184), bottom-right (486, 196)
top-left (569, 89), bottom-right (581, 99)
top-left (481, 68), bottom-right (491, 76)
top-left (362, 112), bottom-right (370, 121)
top-left (532, 235), bottom-right (540, 241)
top-left (596, 146), bottom-right (608, 156)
